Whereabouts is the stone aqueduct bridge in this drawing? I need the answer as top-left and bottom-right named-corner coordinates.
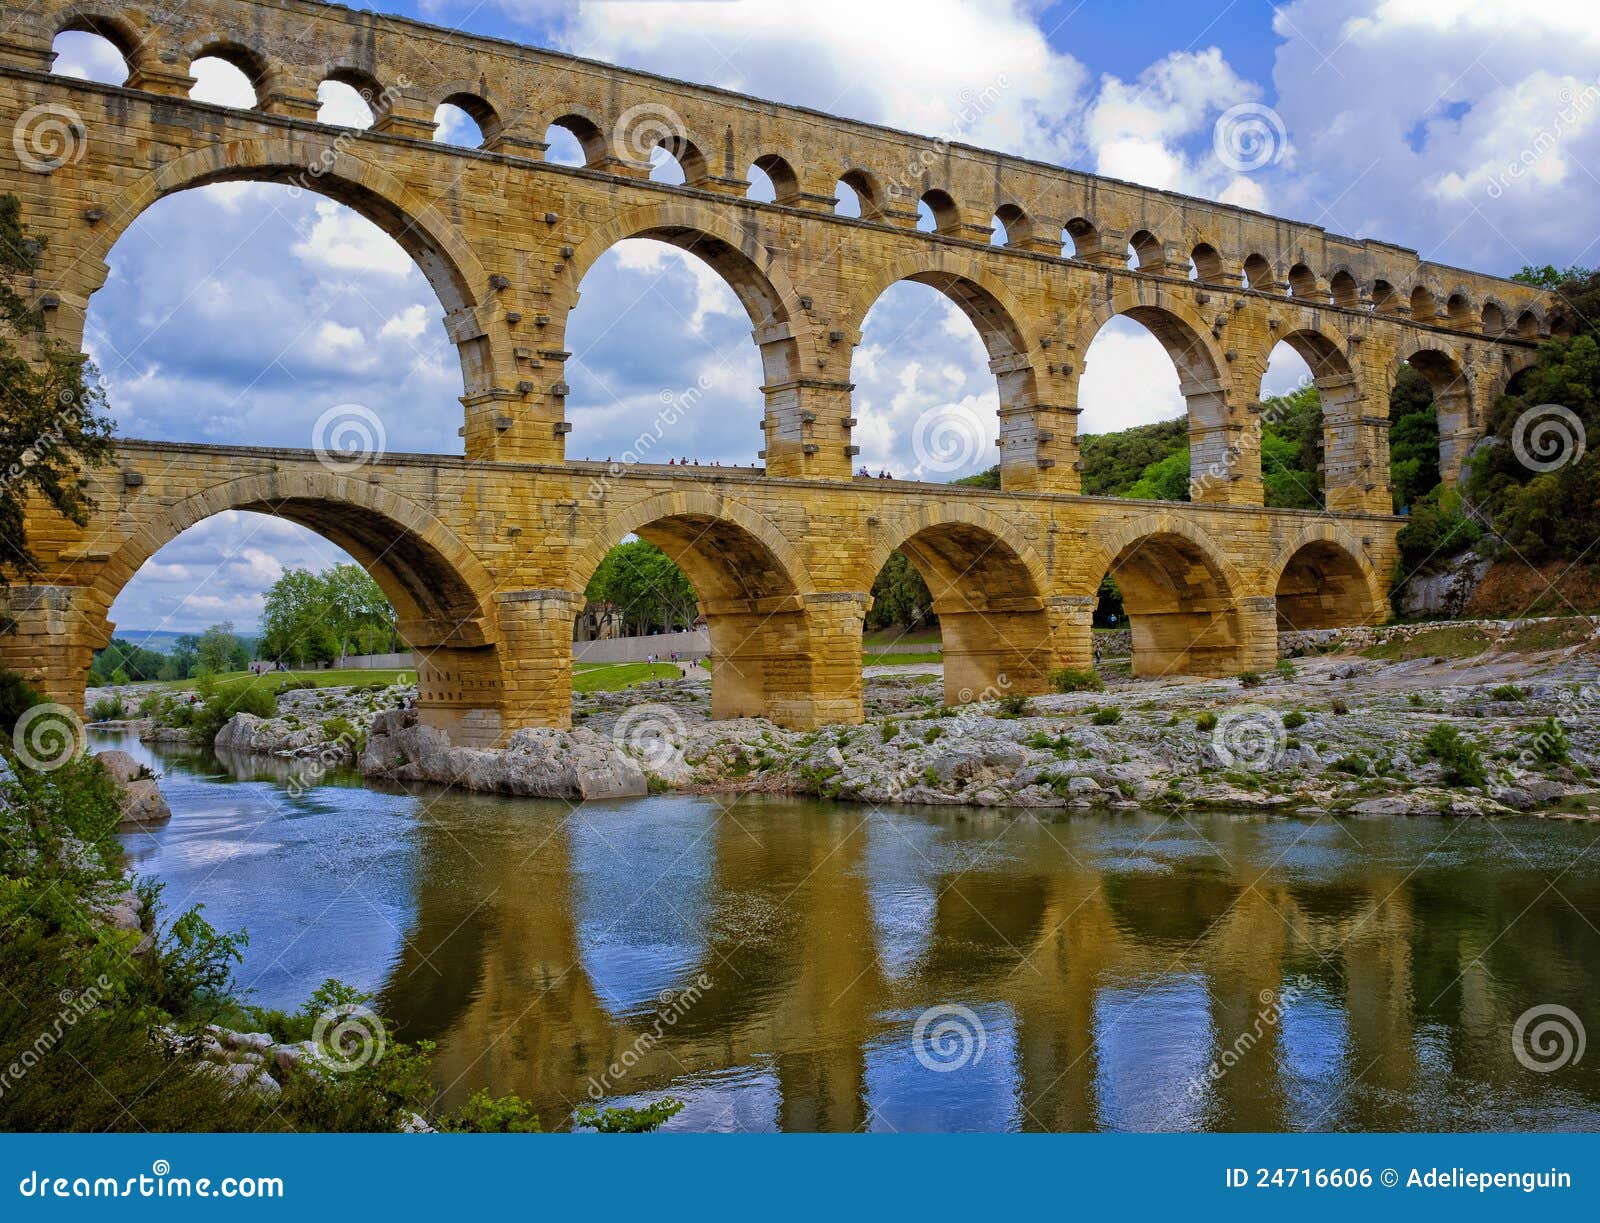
top-left (0, 0), bottom-right (1563, 744)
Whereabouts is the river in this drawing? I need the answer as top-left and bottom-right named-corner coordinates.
top-left (99, 728), bottom-right (1600, 1132)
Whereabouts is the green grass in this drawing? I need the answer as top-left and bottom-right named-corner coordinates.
top-left (121, 662), bottom-right (679, 698)
top-left (573, 662), bottom-right (681, 692)
top-left (863, 651), bottom-right (943, 667)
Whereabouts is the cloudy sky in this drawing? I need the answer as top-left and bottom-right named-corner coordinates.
top-left (50, 0), bottom-right (1600, 635)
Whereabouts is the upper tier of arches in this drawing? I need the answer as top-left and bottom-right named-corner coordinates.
top-left (23, 0), bottom-right (1558, 339)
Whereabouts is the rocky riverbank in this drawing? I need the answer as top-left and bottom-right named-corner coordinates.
top-left (107, 617), bottom-right (1600, 818)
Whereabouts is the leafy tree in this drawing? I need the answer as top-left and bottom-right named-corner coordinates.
top-left (196, 622), bottom-right (243, 675)
top-left (0, 666), bottom-right (41, 735)
top-left (865, 550), bottom-right (934, 632)
top-left (1122, 447), bottom-right (1191, 501)
top-left (584, 539), bottom-right (698, 635)
top-left (0, 194), bottom-right (115, 580)
top-left (1465, 325), bottom-right (1600, 564)
top-left (951, 466), bottom-right (1000, 490)
top-left (1080, 418), bottom-right (1189, 496)
top-left (1389, 364), bottom-right (1440, 513)
top-left (1261, 384), bottom-right (1324, 510)
top-left (322, 562), bottom-right (397, 656)
top-left (87, 637), bottom-right (170, 685)
top-left (1513, 264), bottom-right (1594, 289)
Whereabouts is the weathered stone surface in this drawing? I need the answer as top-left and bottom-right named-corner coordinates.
top-left (361, 710), bottom-right (648, 799)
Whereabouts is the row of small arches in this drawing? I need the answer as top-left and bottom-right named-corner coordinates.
top-left (53, 23), bottom-right (1561, 342)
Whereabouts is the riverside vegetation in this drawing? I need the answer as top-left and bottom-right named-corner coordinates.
top-left (0, 671), bottom-right (683, 1133)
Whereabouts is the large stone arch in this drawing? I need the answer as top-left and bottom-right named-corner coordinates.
top-left (856, 501), bottom-right (1048, 597)
top-left (61, 136), bottom-right (500, 406)
top-left (84, 469), bottom-right (509, 745)
top-left (1082, 514), bottom-right (1266, 677)
top-left (862, 502), bottom-right (1052, 706)
top-left (558, 200), bottom-right (820, 474)
top-left (572, 489), bottom-right (814, 598)
top-left (1075, 284), bottom-right (1253, 504)
top-left (846, 251), bottom-right (1045, 490)
top-left (1269, 522), bottom-right (1388, 632)
top-left (1392, 337), bottom-right (1476, 489)
top-left (573, 489), bottom-right (841, 725)
top-left (1248, 320), bottom-right (1390, 514)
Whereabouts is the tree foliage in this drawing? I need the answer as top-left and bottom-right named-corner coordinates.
top-left (1388, 364), bottom-right (1440, 513)
top-left (865, 549), bottom-right (934, 632)
top-left (0, 194), bottom-right (115, 580)
top-left (260, 564), bottom-right (397, 665)
top-left (1463, 268), bottom-right (1600, 564)
top-left (584, 539), bottom-right (698, 635)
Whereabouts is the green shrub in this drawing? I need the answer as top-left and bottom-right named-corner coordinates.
top-left (323, 715), bottom-right (366, 754)
top-left (1275, 659), bottom-right (1297, 679)
top-left (0, 667), bottom-right (43, 736)
top-left (1531, 717), bottom-right (1571, 764)
top-left (1489, 684), bottom-right (1526, 702)
top-left (1049, 667), bottom-right (1104, 693)
top-left (1090, 707), bottom-right (1121, 726)
top-left (1422, 723), bottom-right (1487, 787)
top-left (573, 1098), bottom-right (684, 1133)
top-left (1330, 698), bottom-right (1349, 715)
top-left (1195, 711), bottom-right (1218, 732)
top-left (89, 695), bottom-right (123, 721)
top-left (1237, 671), bottom-right (1263, 688)
top-left (922, 725), bottom-right (944, 744)
top-left (1282, 710), bottom-right (1307, 730)
top-left (191, 683), bottom-right (279, 744)
top-left (995, 694), bottom-right (1033, 719)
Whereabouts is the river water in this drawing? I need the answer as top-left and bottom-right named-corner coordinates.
top-left (100, 729), bottom-right (1600, 1132)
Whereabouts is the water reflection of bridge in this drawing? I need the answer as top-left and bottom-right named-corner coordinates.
top-left (375, 798), bottom-right (1598, 1131)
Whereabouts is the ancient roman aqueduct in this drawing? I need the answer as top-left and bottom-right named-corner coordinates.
top-left (0, 0), bottom-right (1565, 744)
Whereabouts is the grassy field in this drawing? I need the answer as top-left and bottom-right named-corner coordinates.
top-left (119, 662), bottom-right (681, 698)
top-left (863, 651), bottom-right (943, 667)
top-left (573, 662), bottom-right (681, 692)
